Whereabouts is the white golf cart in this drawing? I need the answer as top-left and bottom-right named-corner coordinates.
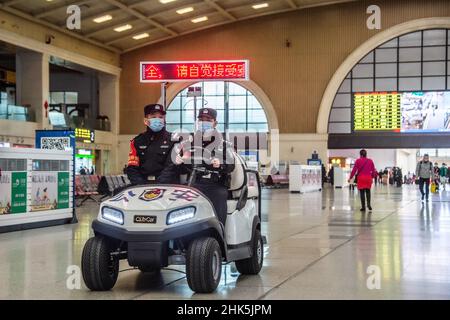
top-left (81, 149), bottom-right (264, 293)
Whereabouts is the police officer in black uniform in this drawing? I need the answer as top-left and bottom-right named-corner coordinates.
top-left (175, 108), bottom-right (235, 226)
top-left (126, 104), bottom-right (177, 185)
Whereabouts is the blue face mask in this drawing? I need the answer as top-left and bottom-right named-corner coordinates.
top-left (148, 118), bottom-right (164, 132)
top-left (197, 121), bottom-right (214, 133)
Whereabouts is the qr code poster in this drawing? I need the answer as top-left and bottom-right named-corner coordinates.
top-left (40, 137), bottom-right (71, 151)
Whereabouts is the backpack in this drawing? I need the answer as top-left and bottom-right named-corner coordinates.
top-left (419, 161), bottom-right (432, 172)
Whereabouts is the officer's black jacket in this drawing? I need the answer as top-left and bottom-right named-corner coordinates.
top-left (174, 130), bottom-right (236, 187)
top-left (126, 128), bottom-right (176, 185)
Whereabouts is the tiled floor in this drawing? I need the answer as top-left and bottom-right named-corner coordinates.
top-left (1, 184), bottom-right (450, 300)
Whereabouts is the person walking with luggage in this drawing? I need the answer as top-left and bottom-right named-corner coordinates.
top-left (348, 149), bottom-right (377, 212)
top-left (416, 154), bottom-right (433, 202)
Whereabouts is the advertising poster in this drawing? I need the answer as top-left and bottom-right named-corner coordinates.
top-left (0, 171), bottom-right (27, 214)
top-left (30, 172), bottom-right (58, 212)
top-left (57, 172), bottom-right (70, 209)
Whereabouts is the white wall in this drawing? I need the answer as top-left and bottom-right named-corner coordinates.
top-left (276, 134), bottom-right (328, 165)
top-left (396, 149), bottom-right (418, 175)
top-left (328, 149), bottom-right (396, 171)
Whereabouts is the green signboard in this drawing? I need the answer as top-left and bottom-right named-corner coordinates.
top-left (57, 172), bottom-right (70, 209)
top-left (0, 171), bottom-right (27, 214)
top-left (11, 172), bottom-right (27, 214)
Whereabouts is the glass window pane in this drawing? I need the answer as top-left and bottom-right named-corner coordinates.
top-left (203, 96), bottom-right (224, 109)
top-left (217, 123), bottom-right (225, 132)
top-left (423, 62), bottom-right (446, 76)
top-left (329, 108), bottom-right (351, 122)
top-left (168, 96), bottom-right (182, 110)
top-left (247, 123), bottom-right (268, 132)
top-left (399, 78), bottom-right (421, 91)
top-left (60, 160), bottom-right (69, 171)
top-left (248, 109), bottom-right (268, 123)
top-left (51, 160), bottom-right (59, 171)
top-left (203, 81), bottom-right (224, 96)
top-left (352, 64), bottom-right (373, 78)
top-left (228, 82), bottom-right (247, 95)
top-left (375, 78), bottom-right (397, 91)
top-left (338, 79), bottom-right (351, 93)
top-left (166, 110), bottom-right (180, 123)
top-left (228, 124), bottom-right (247, 132)
top-left (423, 77), bottom-right (445, 90)
top-left (399, 31), bottom-right (422, 47)
top-left (352, 79), bottom-right (373, 92)
top-left (359, 52), bottom-right (374, 63)
top-left (50, 92), bottom-right (64, 104)
top-left (399, 48), bottom-right (421, 62)
top-left (332, 94), bottom-right (351, 107)
top-left (181, 109), bottom-right (195, 123)
top-left (166, 124), bottom-right (181, 132)
top-left (379, 38), bottom-right (398, 48)
top-left (229, 96), bottom-right (246, 109)
top-left (248, 96), bottom-right (262, 109)
top-left (399, 63), bottom-right (421, 76)
top-left (65, 92), bottom-right (78, 104)
top-left (328, 122), bottom-right (351, 134)
top-left (423, 30), bottom-right (446, 46)
top-left (229, 109), bottom-right (246, 122)
top-left (423, 46), bottom-right (446, 61)
top-left (376, 63), bottom-right (397, 77)
top-left (375, 48), bottom-right (397, 62)
top-left (181, 124), bottom-right (194, 132)
top-left (7, 159), bottom-right (17, 171)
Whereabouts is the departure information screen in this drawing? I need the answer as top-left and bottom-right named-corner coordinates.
top-left (353, 92), bottom-right (401, 131)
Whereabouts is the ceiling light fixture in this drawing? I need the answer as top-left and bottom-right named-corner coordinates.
top-left (133, 33), bottom-right (150, 40)
top-left (191, 16), bottom-right (208, 23)
top-left (114, 24), bottom-right (132, 32)
top-left (93, 15), bottom-right (112, 23)
top-left (252, 3), bottom-right (269, 9)
top-left (159, 0), bottom-right (177, 4)
top-left (176, 7), bottom-right (194, 15)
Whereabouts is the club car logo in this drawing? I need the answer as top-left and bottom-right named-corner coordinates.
top-left (139, 188), bottom-right (165, 202)
top-left (134, 215), bottom-right (157, 224)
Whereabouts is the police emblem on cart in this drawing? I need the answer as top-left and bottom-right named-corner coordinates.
top-left (139, 188), bottom-right (165, 201)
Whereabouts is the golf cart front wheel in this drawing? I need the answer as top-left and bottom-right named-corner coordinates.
top-left (81, 235), bottom-right (119, 291)
top-left (186, 237), bottom-right (222, 293)
top-left (235, 229), bottom-right (264, 275)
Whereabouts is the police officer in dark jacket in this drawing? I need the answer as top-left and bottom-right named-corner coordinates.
top-left (126, 104), bottom-right (177, 185)
top-left (175, 108), bottom-right (235, 226)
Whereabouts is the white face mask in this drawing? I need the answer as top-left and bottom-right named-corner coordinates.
top-left (197, 121), bottom-right (214, 133)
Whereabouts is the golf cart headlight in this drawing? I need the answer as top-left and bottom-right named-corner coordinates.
top-left (102, 207), bottom-right (124, 225)
top-left (167, 206), bottom-right (196, 225)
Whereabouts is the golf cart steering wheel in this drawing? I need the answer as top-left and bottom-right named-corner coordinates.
top-left (183, 146), bottom-right (221, 186)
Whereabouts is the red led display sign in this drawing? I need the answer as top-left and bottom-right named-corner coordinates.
top-left (140, 60), bottom-right (249, 82)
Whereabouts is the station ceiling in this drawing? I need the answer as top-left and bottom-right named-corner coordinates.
top-left (0, 0), bottom-right (357, 53)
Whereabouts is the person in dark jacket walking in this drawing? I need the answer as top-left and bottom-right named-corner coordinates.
top-left (126, 104), bottom-right (177, 185)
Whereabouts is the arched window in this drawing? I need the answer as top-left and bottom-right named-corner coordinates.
top-left (328, 29), bottom-right (450, 134)
top-left (166, 81), bottom-right (269, 133)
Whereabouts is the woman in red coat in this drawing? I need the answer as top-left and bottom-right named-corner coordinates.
top-left (349, 149), bottom-right (377, 212)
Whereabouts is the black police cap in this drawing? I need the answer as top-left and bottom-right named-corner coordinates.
top-left (144, 104), bottom-right (166, 116)
top-left (197, 108), bottom-right (217, 120)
